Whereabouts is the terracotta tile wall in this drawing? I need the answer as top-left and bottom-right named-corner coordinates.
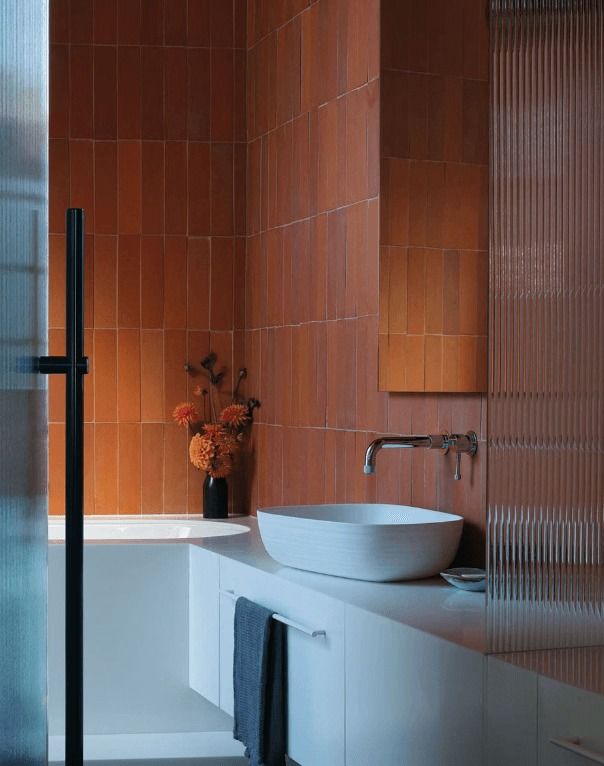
top-left (48, 0), bottom-right (246, 515)
top-left (379, 0), bottom-right (489, 392)
top-left (243, 0), bottom-right (487, 564)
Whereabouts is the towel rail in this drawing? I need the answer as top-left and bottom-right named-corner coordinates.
top-left (220, 589), bottom-right (327, 638)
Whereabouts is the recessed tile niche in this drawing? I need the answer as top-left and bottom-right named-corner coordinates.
top-left (378, 0), bottom-right (489, 393)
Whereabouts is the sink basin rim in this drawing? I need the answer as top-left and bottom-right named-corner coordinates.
top-left (257, 503), bottom-right (463, 528)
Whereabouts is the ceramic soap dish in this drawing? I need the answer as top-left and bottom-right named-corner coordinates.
top-left (440, 567), bottom-right (486, 592)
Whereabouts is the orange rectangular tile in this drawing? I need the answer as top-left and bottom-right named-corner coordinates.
top-left (187, 49), bottom-right (211, 141)
top-left (49, 139), bottom-right (70, 234)
top-left (234, 49), bottom-right (246, 142)
top-left (317, 100), bottom-right (338, 213)
top-left (118, 422), bottom-right (141, 514)
top-left (424, 335), bottom-right (444, 391)
top-left (428, 75), bottom-right (463, 162)
top-left (406, 248), bottom-right (427, 334)
top-left (211, 237), bottom-right (235, 331)
top-left (344, 86), bottom-right (369, 205)
top-left (93, 235), bottom-right (117, 327)
top-left (442, 334), bottom-right (460, 389)
top-left (69, 0), bottom-right (93, 42)
top-left (211, 48), bottom-right (234, 141)
top-left (344, 201), bottom-right (368, 319)
top-left (187, 238), bottom-right (210, 330)
top-left (141, 46), bottom-right (164, 139)
top-left (84, 328), bottom-right (94, 422)
top-left (84, 235), bottom-right (94, 328)
top-left (188, 142), bottom-right (211, 236)
top-left (140, 329), bottom-right (165, 422)
top-left (208, 330), bottom-right (234, 391)
top-left (462, 0), bottom-right (489, 81)
top-left (234, 144), bottom-right (246, 237)
top-left (117, 329), bottom-right (141, 422)
top-left (462, 79), bottom-right (489, 165)
top-left (164, 0), bottom-right (187, 43)
top-left (308, 214), bottom-right (327, 322)
top-left (424, 161), bottom-right (446, 248)
top-left (210, 144), bottom-right (234, 235)
top-left (211, 0), bottom-right (234, 46)
top-left (48, 329), bottom-right (66, 423)
top-left (69, 45), bottom-right (93, 138)
top-left (443, 250), bottom-right (461, 334)
top-left (386, 246), bottom-right (408, 333)
top-left (94, 46), bottom-right (117, 139)
top-left (48, 423), bottom-right (65, 515)
top-left (117, 235), bottom-right (141, 327)
top-left (276, 17), bottom-right (301, 126)
top-left (275, 122), bottom-right (293, 227)
top-left (367, 79), bottom-right (380, 198)
top-left (50, 0), bottom-right (69, 44)
top-left (50, 45), bottom-right (69, 138)
top-left (49, 234), bottom-right (66, 329)
top-left (94, 141), bottom-right (117, 235)
top-left (186, 329), bottom-right (211, 402)
top-left (140, 236), bottom-right (164, 328)
top-left (316, 0), bottom-right (338, 105)
top-left (94, 423), bottom-right (119, 514)
top-left (117, 0), bottom-right (140, 43)
top-left (385, 334), bottom-right (408, 392)
top-left (325, 320), bottom-right (356, 429)
top-left (164, 330), bottom-right (187, 421)
top-left (165, 141), bottom-right (188, 235)
top-left (83, 423), bottom-right (95, 514)
top-left (141, 0), bottom-right (164, 43)
top-left (346, 0), bottom-right (369, 90)
top-left (427, 0), bottom-right (464, 76)
top-left (117, 46), bottom-right (142, 138)
top-left (424, 250), bottom-right (445, 334)
top-left (94, 329), bottom-right (118, 421)
top-left (141, 141), bottom-right (165, 235)
top-left (141, 423), bottom-right (164, 513)
top-left (69, 140), bottom-right (94, 228)
top-left (300, 2), bottom-right (319, 113)
top-left (118, 141), bottom-right (142, 234)
top-left (164, 47), bottom-right (188, 141)
top-left (381, 158), bottom-right (411, 247)
top-left (291, 113), bottom-right (310, 222)
top-left (94, 0), bottom-right (116, 43)
top-left (326, 208), bottom-right (346, 320)
top-left (407, 73), bottom-right (429, 159)
top-left (164, 237), bottom-right (188, 329)
top-left (458, 251), bottom-right (488, 335)
top-left (188, 0), bottom-right (211, 46)
top-left (164, 423), bottom-right (188, 514)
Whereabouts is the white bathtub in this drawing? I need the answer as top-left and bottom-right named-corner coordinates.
top-left (48, 516), bottom-right (248, 763)
top-left (48, 515), bottom-right (250, 542)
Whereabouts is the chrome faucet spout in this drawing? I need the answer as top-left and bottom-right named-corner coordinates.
top-left (363, 435), bottom-right (448, 475)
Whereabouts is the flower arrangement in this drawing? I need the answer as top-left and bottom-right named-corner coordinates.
top-left (172, 354), bottom-right (259, 480)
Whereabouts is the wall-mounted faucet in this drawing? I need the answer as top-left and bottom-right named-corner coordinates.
top-left (363, 432), bottom-right (478, 481)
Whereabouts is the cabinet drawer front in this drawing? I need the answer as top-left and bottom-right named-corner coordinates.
top-left (189, 546), bottom-right (220, 705)
top-left (539, 678), bottom-right (604, 766)
top-left (219, 559), bottom-right (346, 766)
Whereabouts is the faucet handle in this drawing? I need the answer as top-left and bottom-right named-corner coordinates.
top-left (450, 431), bottom-right (478, 481)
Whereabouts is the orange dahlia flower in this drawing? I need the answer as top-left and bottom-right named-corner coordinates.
top-left (220, 403), bottom-right (249, 429)
top-left (172, 402), bottom-right (199, 427)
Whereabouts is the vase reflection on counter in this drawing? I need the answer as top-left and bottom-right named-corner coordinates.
top-left (203, 474), bottom-right (228, 519)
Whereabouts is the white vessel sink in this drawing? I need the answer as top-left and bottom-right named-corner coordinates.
top-left (257, 504), bottom-right (463, 582)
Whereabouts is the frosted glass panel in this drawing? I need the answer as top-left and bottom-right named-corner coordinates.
top-left (488, 0), bottom-right (604, 630)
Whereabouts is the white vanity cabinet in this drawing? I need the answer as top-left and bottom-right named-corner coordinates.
top-left (218, 558), bottom-right (347, 766)
top-left (345, 606), bottom-right (485, 766)
top-left (537, 677), bottom-right (604, 765)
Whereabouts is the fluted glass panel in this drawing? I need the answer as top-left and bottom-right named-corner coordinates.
top-left (488, 0), bottom-right (604, 626)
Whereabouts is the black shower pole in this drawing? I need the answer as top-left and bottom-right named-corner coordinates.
top-left (39, 208), bottom-right (88, 766)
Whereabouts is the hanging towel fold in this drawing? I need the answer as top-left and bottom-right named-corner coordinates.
top-left (233, 596), bottom-right (286, 766)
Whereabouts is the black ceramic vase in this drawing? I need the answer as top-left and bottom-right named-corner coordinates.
top-left (203, 474), bottom-right (228, 519)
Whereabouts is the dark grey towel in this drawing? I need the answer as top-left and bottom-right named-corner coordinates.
top-left (233, 596), bottom-right (286, 766)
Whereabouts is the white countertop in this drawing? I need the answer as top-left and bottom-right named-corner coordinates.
top-left (193, 517), bottom-right (490, 654)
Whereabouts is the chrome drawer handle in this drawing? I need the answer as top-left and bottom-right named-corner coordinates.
top-left (551, 737), bottom-right (604, 764)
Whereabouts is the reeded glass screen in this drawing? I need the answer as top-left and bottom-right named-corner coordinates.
top-left (488, 1), bottom-right (604, 625)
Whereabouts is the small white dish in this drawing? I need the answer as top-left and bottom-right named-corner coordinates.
top-left (440, 567), bottom-right (486, 592)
